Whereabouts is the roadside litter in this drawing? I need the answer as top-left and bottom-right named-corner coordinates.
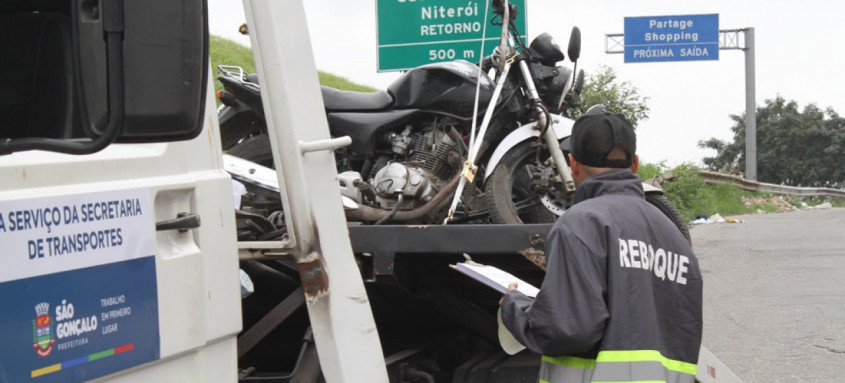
top-left (690, 213), bottom-right (745, 225)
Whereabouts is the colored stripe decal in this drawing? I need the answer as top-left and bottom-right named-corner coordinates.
top-left (62, 355), bottom-right (89, 369)
top-left (88, 349), bottom-right (114, 361)
top-left (114, 343), bottom-right (134, 354)
top-left (30, 364), bottom-right (61, 378)
top-left (30, 343), bottom-right (134, 378)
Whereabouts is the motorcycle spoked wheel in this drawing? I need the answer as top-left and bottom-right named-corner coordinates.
top-left (485, 141), bottom-right (692, 245)
top-left (485, 140), bottom-right (567, 224)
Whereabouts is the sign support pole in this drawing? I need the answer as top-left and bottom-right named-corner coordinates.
top-left (743, 28), bottom-right (756, 180)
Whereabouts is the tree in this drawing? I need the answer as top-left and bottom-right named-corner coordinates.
top-left (699, 96), bottom-right (845, 187)
top-left (577, 65), bottom-right (650, 128)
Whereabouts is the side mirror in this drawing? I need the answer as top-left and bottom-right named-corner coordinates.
top-left (79, 0), bottom-right (208, 144)
top-left (0, 0), bottom-right (208, 155)
top-left (567, 26), bottom-right (581, 63)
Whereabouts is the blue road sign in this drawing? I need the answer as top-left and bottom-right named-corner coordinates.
top-left (624, 14), bottom-right (719, 63)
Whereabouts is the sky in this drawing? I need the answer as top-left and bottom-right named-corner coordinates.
top-left (208, 0), bottom-right (845, 167)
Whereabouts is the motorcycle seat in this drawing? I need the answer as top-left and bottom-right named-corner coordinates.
top-left (321, 86), bottom-right (394, 112)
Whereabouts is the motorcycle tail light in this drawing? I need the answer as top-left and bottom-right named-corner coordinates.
top-left (217, 90), bottom-right (238, 107)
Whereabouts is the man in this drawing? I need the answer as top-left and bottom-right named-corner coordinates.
top-left (500, 106), bottom-right (702, 383)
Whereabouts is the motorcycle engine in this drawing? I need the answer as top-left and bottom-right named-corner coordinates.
top-left (372, 162), bottom-right (435, 209)
top-left (403, 126), bottom-right (462, 181)
top-left (339, 126), bottom-right (462, 210)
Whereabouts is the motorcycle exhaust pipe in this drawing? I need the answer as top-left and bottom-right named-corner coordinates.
top-left (344, 175), bottom-right (461, 223)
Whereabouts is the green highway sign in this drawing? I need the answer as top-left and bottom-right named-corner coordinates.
top-left (376, 0), bottom-right (527, 72)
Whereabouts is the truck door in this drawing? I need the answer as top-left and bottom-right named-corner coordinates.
top-left (0, 1), bottom-right (242, 381)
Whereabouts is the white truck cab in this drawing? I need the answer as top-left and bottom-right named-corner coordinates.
top-left (0, 0), bottom-right (387, 382)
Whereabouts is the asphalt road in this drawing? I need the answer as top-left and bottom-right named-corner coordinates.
top-left (692, 207), bottom-right (845, 382)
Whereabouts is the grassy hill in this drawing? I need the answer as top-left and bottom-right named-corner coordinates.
top-left (210, 35), bottom-right (376, 93)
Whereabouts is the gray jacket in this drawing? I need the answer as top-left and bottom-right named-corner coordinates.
top-left (501, 169), bottom-right (702, 380)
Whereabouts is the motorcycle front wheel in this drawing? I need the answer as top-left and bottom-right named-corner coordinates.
top-left (485, 141), bottom-right (566, 224)
top-left (485, 141), bottom-right (691, 244)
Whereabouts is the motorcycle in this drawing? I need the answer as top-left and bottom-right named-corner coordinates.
top-left (219, 0), bottom-right (689, 242)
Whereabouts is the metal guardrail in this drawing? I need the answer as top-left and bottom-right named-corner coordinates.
top-left (698, 170), bottom-right (845, 199)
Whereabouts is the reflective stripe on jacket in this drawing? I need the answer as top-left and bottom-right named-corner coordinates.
top-left (539, 350), bottom-right (696, 383)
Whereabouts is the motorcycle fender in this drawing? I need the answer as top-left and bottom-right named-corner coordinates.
top-left (218, 104), bottom-right (243, 125)
top-left (218, 104), bottom-right (266, 149)
top-left (218, 102), bottom-right (261, 127)
top-left (642, 182), bottom-right (663, 193)
top-left (484, 114), bottom-right (574, 182)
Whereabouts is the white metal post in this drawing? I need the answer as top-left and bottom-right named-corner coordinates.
top-left (241, 1), bottom-right (389, 382)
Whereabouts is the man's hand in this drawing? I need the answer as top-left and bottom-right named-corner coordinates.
top-left (498, 282), bottom-right (519, 306)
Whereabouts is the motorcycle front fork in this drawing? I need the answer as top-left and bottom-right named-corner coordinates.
top-left (516, 59), bottom-right (576, 196)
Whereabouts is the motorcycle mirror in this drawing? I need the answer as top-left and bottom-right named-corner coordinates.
top-left (567, 27), bottom-right (581, 62)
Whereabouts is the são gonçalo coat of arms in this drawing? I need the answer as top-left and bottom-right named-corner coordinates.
top-left (33, 302), bottom-right (55, 357)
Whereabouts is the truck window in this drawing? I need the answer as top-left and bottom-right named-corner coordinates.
top-left (0, 0), bottom-right (208, 155)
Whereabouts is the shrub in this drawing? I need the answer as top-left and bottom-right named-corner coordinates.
top-left (644, 163), bottom-right (772, 222)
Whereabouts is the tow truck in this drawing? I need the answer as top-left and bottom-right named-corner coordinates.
top-left (0, 0), bottom-right (741, 382)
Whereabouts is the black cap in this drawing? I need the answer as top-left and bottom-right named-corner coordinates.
top-left (561, 105), bottom-right (636, 168)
